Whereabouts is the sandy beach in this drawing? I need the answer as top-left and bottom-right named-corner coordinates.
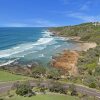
top-left (76, 42), bottom-right (97, 51)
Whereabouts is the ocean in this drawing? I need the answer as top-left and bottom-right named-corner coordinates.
top-left (0, 27), bottom-right (78, 66)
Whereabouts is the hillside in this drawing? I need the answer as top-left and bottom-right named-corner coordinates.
top-left (51, 50), bottom-right (79, 76)
top-left (50, 22), bottom-right (100, 89)
top-left (50, 22), bottom-right (100, 44)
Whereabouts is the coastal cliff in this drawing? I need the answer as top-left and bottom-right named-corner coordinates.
top-left (51, 50), bottom-right (79, 76)
top-left (49, 22), bottom-right (100, 44)
top-left (50, 22), bottom-right (100, 75)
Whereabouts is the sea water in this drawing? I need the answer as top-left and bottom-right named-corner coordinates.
top-left (0, 27), bottom-right (78, 66)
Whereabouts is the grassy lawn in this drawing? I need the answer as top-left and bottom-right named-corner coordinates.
top-left (0, 70), bottom-right (30, 82)
top-left (5, 94), bottom-right (79, 100)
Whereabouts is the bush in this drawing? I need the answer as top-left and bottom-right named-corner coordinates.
top-left (32, 67), bottom-right (46, 78)
top-left (47, 68), bottom-right (61, 80)
top-left (0, 98), bottom-right (4, 100)
top-left (16, 82), bottom-right (33, 96)
top-left (89, 82), bottom-right (96, 88)
top-left (95, 66), bottom-right (100, 76)
top-left (49, 82), bottom-right (67, 94)
top-left (39, 85), bottom-right (47, 94)
top-left (69, 84), bottom-right (78, 96)
top-left (60, 87), bottom-right (68, 94)
top-left (71, 90), bottom-right (78, 96)
top-left (83, 75), bottom-right (97, 88)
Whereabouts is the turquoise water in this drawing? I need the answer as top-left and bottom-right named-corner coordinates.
top-left (0, 27), bottom-right (78, 66)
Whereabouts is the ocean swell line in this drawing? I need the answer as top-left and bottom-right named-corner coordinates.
top-left (0, 30), bottom-right (54, 58)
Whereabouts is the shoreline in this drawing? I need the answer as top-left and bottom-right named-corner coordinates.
top-left (49, 30), bottom-right (97, 51)
top-left (49, 30), bottom-right (97, 75)
top-left (0, 30), bottom-right (97, 75)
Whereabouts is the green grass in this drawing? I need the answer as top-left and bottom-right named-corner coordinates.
top-left (0, 70), bottom-right (30, 82)
top-left (5, 94), bottom-right (79, 100)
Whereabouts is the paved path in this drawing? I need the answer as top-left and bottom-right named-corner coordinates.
top-left (0, 81), bottom-right (100, 98)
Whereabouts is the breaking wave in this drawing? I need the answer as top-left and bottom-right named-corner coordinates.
top-left (0, 59), bottom-right (18, 67)
top-left (0, 30), bottom-right (54, 59)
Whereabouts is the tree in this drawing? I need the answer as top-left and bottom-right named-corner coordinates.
top-left (16, 82), bottom-right (33, 96)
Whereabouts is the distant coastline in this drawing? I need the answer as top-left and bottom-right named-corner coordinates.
top-left (0, 23), bottom-right (100, 93)
top-left (48, 23), bottom-right (99, 75)
top-left (49, 29), bottom-right (97, 52)
top-left (0, 27), bottom-right (81, 67)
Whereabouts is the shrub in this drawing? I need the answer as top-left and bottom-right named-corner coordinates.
top-left (83, 75), bottom-right (97, 88)
top-left (89, 82), bottom-right (96, 88)
top-left (32, 67), bottom-right (46, 78)
top-left (49, 82), bottom-right (61, 93)
top-left (69, 84), bottom-right (78, 96)
top-left (60, 87), bottom-right (68, 94)
top-left (39, 85), bottom-right (47, 94)
top-left (71, 90), bottom-right (78, 96)
top-left (0, 98), bottom-right (4, 100)
top-left (95, 66), bottom-right (100, 76)
top-left (49, 82), bottom-right (67, 94)
top-left (16, 82), bottom-right (33, 96)
top-left (47, 68), bottom-right (61, 80)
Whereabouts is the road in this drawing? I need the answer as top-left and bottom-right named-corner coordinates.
top-left (0, 81), bottom-right (100, 98)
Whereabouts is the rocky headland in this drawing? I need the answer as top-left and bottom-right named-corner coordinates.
top-left (51, 50), bottom-right (79, 76)
top-left (49, 23), bottom-right (99, 76)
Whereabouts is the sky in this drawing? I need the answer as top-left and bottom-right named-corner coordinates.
top-left (0, 0), bottom-right (100, 27)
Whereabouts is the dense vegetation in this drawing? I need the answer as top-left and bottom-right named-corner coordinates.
top-left (50, 22), bottom-right (100, 44)
top-left (77, 45), bottom-right (100, 89)
top-left (0, 81), bottom-right (97, 100)
top-left (0, 22), bottom-right (100, 100)
top-left (50, 22), bottom-right (100, 89)
top-left (15, 82), bottom-right (34, 96)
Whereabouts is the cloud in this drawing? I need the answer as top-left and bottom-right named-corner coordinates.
top-left (57, 0), bottom-right (100, 22)
top-left (67, 12), bottom-right (100, 22)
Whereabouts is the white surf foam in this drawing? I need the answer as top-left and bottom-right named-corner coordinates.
top-left (55, 37), bottom-right (69, 41)
top-left (38, 54), bottom-right (44, 57)
top-left (35, 38), bottom-right (53, 45)
top-left (0, 59), bottom-right (17, 67)
top-left (0, 43), bottom-right (34, 58)
top-left (42, 30), bottom-right (53, 37)
top-left (0, 30), bottom-right (54, 58)
top-left (55, 45), bottom-right (61, 49)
